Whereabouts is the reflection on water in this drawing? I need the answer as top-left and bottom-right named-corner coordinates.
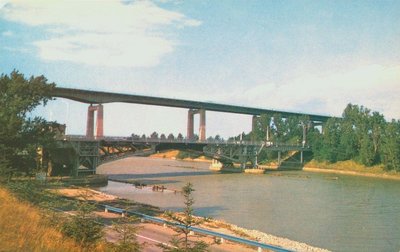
top-left (97, 157), bottom-right (400, 252)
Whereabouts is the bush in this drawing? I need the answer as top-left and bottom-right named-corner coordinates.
top-left (61, 201), bottom-right (104, 248)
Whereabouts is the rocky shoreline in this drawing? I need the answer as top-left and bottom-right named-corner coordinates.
top-left (65, 185), bottom-right (330, 252)
top-left (227, 224), bottom-right (330, 252)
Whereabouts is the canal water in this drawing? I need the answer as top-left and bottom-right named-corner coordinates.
top-left (97, 157), bottom-right (400, 252)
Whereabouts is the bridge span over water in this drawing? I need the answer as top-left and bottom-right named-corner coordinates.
top-left (51, 135), bottom-right (310, 176)
top-left (50, 87), bottom-right (331, 141)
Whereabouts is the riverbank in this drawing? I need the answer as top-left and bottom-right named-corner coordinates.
top-left (150, 150), bottom-right (400, 181)
top-left (60, 186), bottom-right (330, 252)
top-left (304, 160), bottom-right (400, 181)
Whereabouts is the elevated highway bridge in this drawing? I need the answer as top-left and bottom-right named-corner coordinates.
top-left (49, 87), bottom-right (331, 141)
top-left (45, 87), bottom-right (330, 176)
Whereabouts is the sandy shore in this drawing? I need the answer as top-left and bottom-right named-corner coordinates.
top-left (303, 166), bottom-right (400, 181)
top-left (56, 186), bottom-right (330, 252)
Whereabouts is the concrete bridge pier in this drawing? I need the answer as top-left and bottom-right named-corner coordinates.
top-left (187, 109), bottom-right (195, 140)
top-left (86, 104), bottom-right (104, 139)
top-left (186, 109), bottom-right (206, 141)
top-left (199, 109), bottom-right (206, 142)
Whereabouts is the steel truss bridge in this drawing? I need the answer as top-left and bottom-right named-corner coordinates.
top-left (51, 135), bottom-right (311, 176)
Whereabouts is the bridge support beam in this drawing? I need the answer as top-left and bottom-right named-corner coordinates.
top-left (86, 106), bottom-right (95, 138)
top-left (187, 109), bottom-right (194, 140)
top-left (86, 104), bottom-right (104, 139)
top-left (96, 104), bottom-right (104, 138)
top-left (186, 109), bottom-right (206, 141)
top-left (199, 109), bottom-right (206, 142)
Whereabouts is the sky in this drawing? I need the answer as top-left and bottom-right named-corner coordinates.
top-left (1, 0), bottom-right (399, 138)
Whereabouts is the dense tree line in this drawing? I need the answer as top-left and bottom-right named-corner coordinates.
top-left (249, 104), bottom-right (400, 171)
top-left (310, 104), bottom-right (400, 170)
top-left (0, 71), bottom-right (55, 179)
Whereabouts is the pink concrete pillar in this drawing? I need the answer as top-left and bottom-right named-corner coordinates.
top-left (96, 104), bottom-right (104, 139)
top-left (187, 109), bottom-right (194, 140)
top-left (86, 105), bottom-right (95, 138)
top-left (199, 109), bottom-right (206, 142)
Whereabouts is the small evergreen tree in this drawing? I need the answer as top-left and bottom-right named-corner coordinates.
top-left (61, 201), bottom-right (104, 248)
top-left (161, 183), bottom-right (208, 252)
top-left (111, 217), bottom-right (142, 252)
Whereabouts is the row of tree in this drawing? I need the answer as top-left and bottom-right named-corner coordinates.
top-left (248, 104), bottom-right (400, 171)
top-left (310, 104), bottom-right (400, 170)
top-left (132, 132), bottom-right (224, 142)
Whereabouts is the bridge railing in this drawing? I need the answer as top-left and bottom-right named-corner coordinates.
top-left (103, 204), bottom-right (293, 252)
top-left (62, 135), bottom-right (310, 149)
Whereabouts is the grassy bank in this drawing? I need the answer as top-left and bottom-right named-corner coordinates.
top-left (304, 160), bottom-right (400, 180)
top-left (0, 186), bottom-right (107, 252)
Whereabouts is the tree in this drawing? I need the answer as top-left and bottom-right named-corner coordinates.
top-left (0, 71), bottom-right (55, 179)
top-left (252, 114), bottom-right (272, 141)
top-left (160, 133), bottom-right (167, 140)
top-left (167, 133), bottom-right (175, 141)
top-left (381, 120), bottom-right (400, 171)
top-left (177, 133), bottom-right (184, 141)
top-left (150, 132), bottom-right (159, 140)
top-left (161, 183), bottom-right (208, 252)
top-left (61, 201), bottom-right (104, 248)
top-left (110, 217), bottom-right (142, 252)
top-left (271, 114), bottom-right (286, 143)
top-left (313, 118), bottom-right (341, 162)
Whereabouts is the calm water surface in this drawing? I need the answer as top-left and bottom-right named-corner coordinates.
top-left (97, 157), bottom-right (400, 252)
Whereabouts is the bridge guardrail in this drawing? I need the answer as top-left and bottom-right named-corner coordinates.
top-left (102, 205), bottom-right (293, 252)
top-left (62, 135), bottom-right (309, 149)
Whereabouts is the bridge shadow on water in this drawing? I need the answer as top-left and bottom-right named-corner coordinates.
top-left (108, 171), bottom-right (212, 181)
top-left (109, 177), bottom-right (181, 185)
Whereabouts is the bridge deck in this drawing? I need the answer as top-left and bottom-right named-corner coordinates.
top-left (51, 87), bottom-right (331, 122)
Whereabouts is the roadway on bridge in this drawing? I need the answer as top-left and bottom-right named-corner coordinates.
top-left (51, 87), bottom-right (331, 122)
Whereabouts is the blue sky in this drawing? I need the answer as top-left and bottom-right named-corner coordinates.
top-left (1, 0), bottom-right (399, 138)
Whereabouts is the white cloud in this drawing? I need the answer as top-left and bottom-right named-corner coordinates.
top-left (1, 0), bottom-right (200, 67)
top-left (220, 64), bottom-right (400, 120)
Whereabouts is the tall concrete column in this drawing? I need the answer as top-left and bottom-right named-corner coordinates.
top-left (86, 105), bottom-right (95, 138)
top-left (86, 104), bottom-right (104, 139)
top-left (96, 104), bottom-right (104, 139)
top-left (199, 109), bottom-right (206, 141)
top-left (187, 109), bottom-right (194, 140)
